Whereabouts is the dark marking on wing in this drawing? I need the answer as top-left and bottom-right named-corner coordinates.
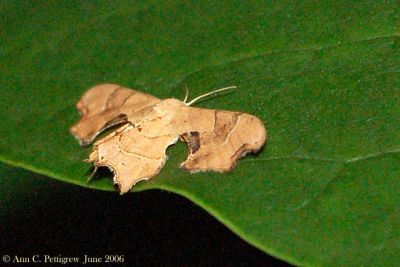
top-left (181, 131), bottom-right (201, 154)
top-left (213, 111), bottom-right (239, 144)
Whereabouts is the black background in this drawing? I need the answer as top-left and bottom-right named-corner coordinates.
top-left (1, 172), bottom-right (292, 266)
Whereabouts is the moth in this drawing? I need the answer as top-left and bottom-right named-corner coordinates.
top-left (70, 84), bottom-right (266, 194)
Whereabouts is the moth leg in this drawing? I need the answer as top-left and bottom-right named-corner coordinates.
top-left (87, 166), bottom-right (98, 183)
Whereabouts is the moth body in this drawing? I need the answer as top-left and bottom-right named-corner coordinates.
top-left (71, 84), bottom-right (266, 194)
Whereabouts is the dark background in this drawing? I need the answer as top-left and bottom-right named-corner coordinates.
top-left (1, 170), bottom-right (291, 266)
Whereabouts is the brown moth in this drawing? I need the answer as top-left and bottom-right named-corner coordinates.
top-left (70, 84), bottom-right (266, 194)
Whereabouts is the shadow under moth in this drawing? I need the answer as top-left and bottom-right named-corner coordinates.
top-left (70, 84), bottom-right (266, 194)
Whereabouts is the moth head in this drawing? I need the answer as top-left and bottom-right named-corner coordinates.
top-left (156, 98), bottom-right (187, 111)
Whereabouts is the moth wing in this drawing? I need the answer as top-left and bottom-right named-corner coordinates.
top-left (124, 100), bottom-right (267, 172)
top-left (70, 84), bottom-right (160, 146)
top-left (172, 106), bottom-right (266, 172)
top-left (89, 124), bottom-right (178, 194)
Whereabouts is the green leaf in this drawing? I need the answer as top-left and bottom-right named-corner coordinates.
top-left (1, 1), bottom-right (399, 266)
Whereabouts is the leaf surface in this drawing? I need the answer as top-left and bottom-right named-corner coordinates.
top-left (0, 1), bottom-right (399, 265)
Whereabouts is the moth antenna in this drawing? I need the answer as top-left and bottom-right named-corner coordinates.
top-left (183, 84), bottom-right (189, 103)
top-left (87, 166), bottom-right (98, 183)
top-left (186, 86), bottom-right (237, 106)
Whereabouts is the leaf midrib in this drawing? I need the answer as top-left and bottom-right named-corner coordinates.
top-left (1, 144), bottom-right (398, 189)
top-left (246, 147), bottom-right (400, 164)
